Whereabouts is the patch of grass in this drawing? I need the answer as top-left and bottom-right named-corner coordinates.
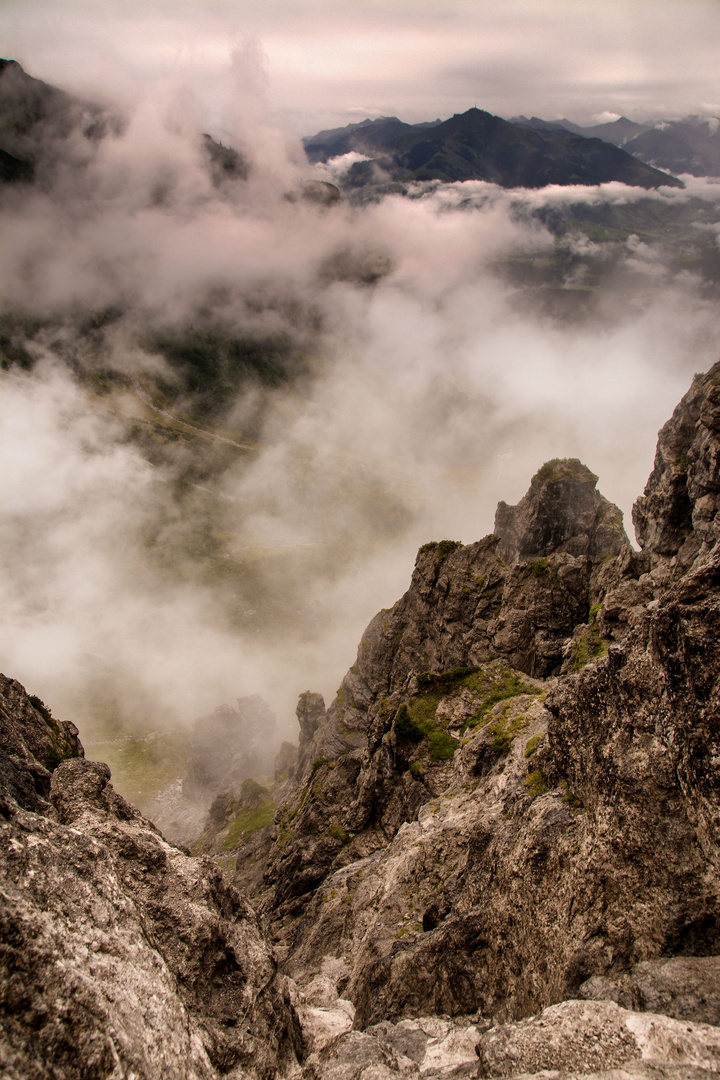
top-left (487, 710), bottom-right (531, 754)
top-left (464, 668), bottom-right (539, 731)
top-left (534, 458), bottom-right (595, 484)
top-left (529, 557), bottom-right (550, 579)
top-left (395, 697), bottom-right (459, 763)
top-left (416, 666), bottom-right (481, 690)
top-left (428, 730), bottom-right (459, 761)
top-left (569, 622), bottom-right (608, 672)
top-left (409, 761), bottom-right (425, 779)
top-left (85, 730), bottom-right (190, 806)
top-left (523, 770), bottom-right (549, 798)
top-left (394, 704), bottom-right (424, 743)
top-left (329, 822), bottom-right (351, 844)
top-left (28, 695), bottom-right (53, 722)
top-left (525, 733), bottom-right (545, 758)
top-left (222, 801), bottom-right (275, 849)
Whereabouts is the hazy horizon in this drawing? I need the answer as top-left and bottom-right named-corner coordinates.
top-left (2, 0), bottom-right (719, 139)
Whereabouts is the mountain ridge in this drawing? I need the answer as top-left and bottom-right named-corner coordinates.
top-left (305, 105), bottom-right (683, 189)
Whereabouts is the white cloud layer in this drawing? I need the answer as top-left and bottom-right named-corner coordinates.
top-left (1, 8), bottom-right (720, 773)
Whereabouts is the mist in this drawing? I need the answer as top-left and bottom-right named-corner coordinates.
top-left (1, 47), bottom-right (719, 805)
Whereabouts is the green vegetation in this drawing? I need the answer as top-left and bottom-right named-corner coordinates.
top-left (416, 666), bottom-right (481, 690)
top-left (329, 822), bottom-right (351, 844)
top-left (417, 539), bottom-right (463, 560)
top-left (523, 770), bottom-right (550, 798)
top-left (28, 695), bottom-right (52, 722)
top-left (464, 668), bottom-right (539, 730)
top-left (525, 733), bottom-right (545, 758)
top-left (428, 730), bottom-right (459, 761)
top-left (84, 730), bottom-right (191, 807)
top-left (392, 661), bottom-right (542, 766)
top-left (394, 704), bottom-right (424, 743)
top-left (529, 557), bottom-right (550, 579)
top-left (569, 619), bottom-right (608, 673)
top-left (222, 801), bottom-right (276, 849)
top-left (393, 698), bottom-right (458, 762)
top-left (534, 458), bottom-right (592, 484)
top-left (409, 761), bottom-right (425, 779)
top-left (487, 710), bottom-right (531, 754)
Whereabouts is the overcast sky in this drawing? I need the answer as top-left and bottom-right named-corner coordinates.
top-left (2, 0), bottom-right (719, 136)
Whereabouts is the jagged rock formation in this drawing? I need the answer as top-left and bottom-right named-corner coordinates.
top-left (0, 675), bottom-right (301, 1079)
top-left (4, 364), bottom-right (720, 1079)
top-left (226, 364), bottom-right (720, 1061)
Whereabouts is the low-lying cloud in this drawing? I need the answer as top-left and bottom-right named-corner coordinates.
top-left (2, 59), bottom-right (720, 773)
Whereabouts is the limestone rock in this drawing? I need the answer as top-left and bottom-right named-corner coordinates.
top-left (234, 361), bottom-right (720, 1039)
top-left (0, 678), bottom-right (301, 1080)
top-left (579, 956), bottom-right (720, 1026)
top-left (0, 675), bottom-right (82, 815)
top-left (633, 363), bottom-right (720, 570)
top-left (495, 458), bottom-right (628, 565)
top-left (476, 999), bottom-right (720, 1077)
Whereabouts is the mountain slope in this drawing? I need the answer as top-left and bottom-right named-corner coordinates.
top-left (222, 364), bottom-right (720, 1033)
top-left (624, 116), bottom-right (720, 178)
top-left (304, 106), bottom-right (682, 189)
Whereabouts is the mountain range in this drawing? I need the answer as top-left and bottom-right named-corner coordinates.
top-left (304, 106), bottom-right (683, 189)
top-left (513, 113), bottom-right (720, 178)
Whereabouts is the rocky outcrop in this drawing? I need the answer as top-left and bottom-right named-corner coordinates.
top-left (221, 362), bottom-right (720, 1051)
top-left (633, 367), bottom-right (720, 569)
top-left (494, 458), bottom-right (628, 564)
top-left (247, 452), bottom-right (643, 931)
top-left (0, 676), bottom-right (301, 1080)
top-left (476, 999), bottom-right (720, 1078)
top-left (5, 363), bottom-right (720, 1079)
top-left (579, 955), bottom-right (720, 1026)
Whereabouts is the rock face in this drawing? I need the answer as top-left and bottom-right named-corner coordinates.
top-left (226, 364), bottom-right (720, 1055)
top-left (0, 675), bottom-right (301, 1080)
top-left (4, 363), bottom-right (720, 1079)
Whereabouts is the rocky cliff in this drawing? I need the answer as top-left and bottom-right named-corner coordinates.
top-left (0, 676), bottom-right (301, 1079)
top-left (3, 364), bottom-right (720, 1079)
top-left (241, 364), bottom-right (720, 1064)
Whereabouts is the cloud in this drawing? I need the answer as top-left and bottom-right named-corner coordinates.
top-left (2, 0), bottom-right (720, 133)
top-left (2, 40), bottom-right (720, 808)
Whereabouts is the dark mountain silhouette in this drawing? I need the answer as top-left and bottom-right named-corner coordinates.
top-left (515, 111), bottom-right (720, 177)
top-left (623, 116), bottom-right (720, 177)
top-left (0, 58), bottom-right (124, 183)
top-left (304, 106), bottom-right (682, 189)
